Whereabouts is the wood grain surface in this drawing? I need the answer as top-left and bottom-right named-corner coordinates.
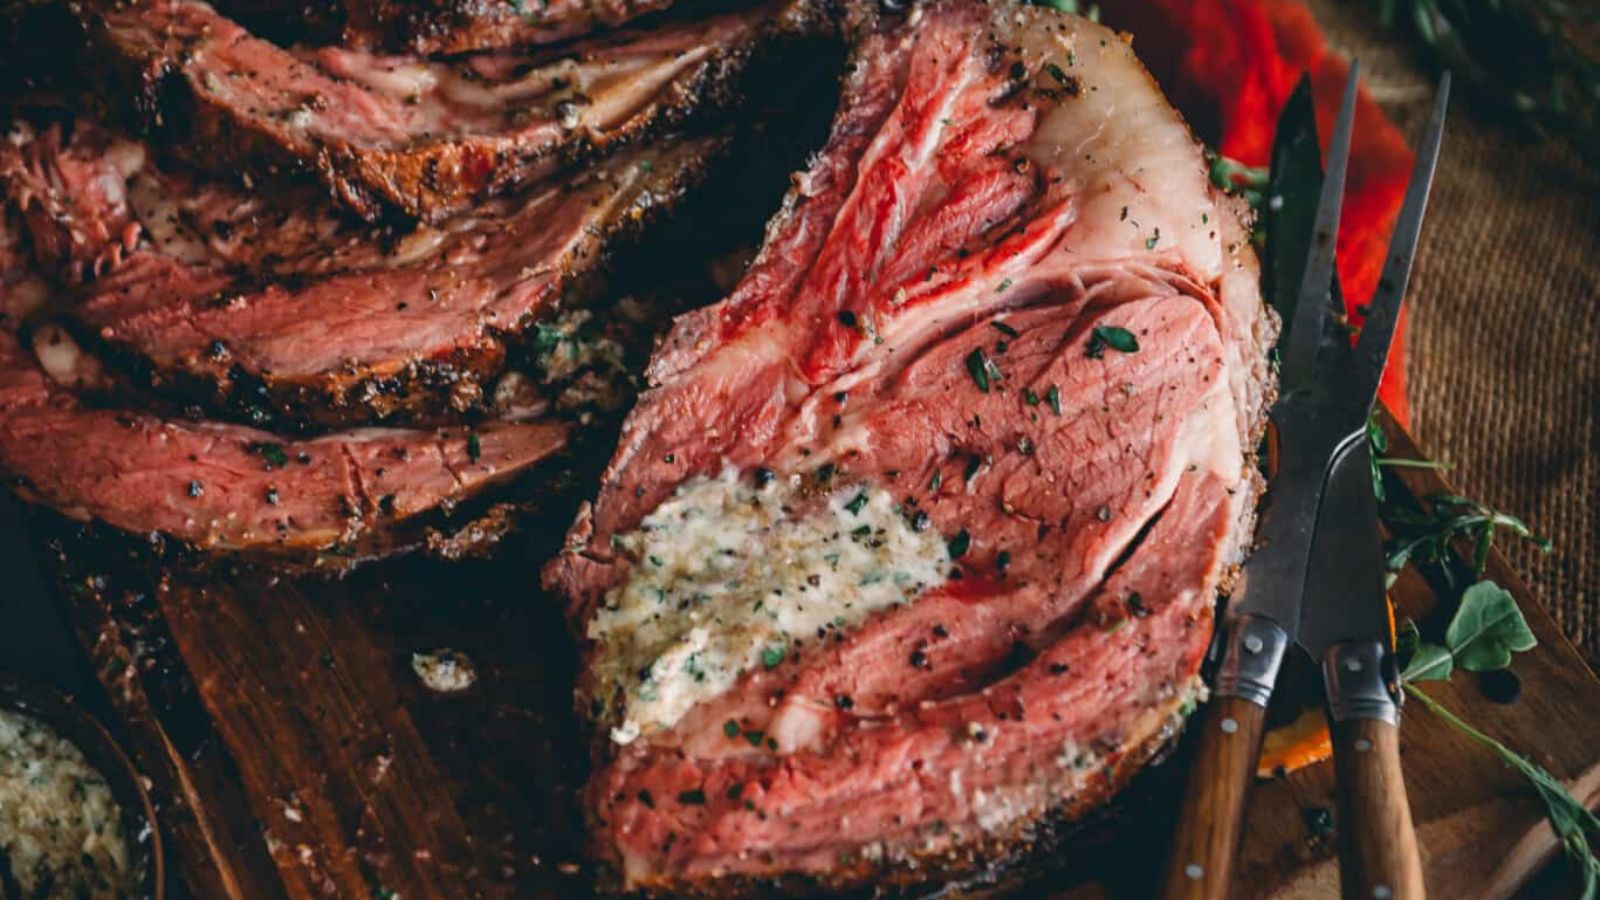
top-left (35, 410), bottom-right (1600, 899)
top-left (1328, 717), bottom-right (1424, 900)
top-left (1160, 695), bottom-right (1271, 900)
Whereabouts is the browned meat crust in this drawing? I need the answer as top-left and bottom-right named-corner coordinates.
top-left (81, 0), bottom-right (832, 222)
top-left (0, 114), bottom-right (722, 429)
top-left (0, 326), bottom-right (571, 556)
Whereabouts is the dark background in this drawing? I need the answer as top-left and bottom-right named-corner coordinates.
top-left (0, 493), bottom-right (98, 699)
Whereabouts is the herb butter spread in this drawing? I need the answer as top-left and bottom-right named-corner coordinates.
top-left (590, 469), bottom-right (949, 744)
top-left (0, 709), bottom-right (136, 899)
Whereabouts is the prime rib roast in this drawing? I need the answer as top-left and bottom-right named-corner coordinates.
top-left (84, 0), bottom-right (825, 221)
top-left (0, 0), bottom-right (1275, 892)
top-left (0, 323), bottom-right (570, 554)
top-left (544, 0), bottom-right (1271, 891)
top-left (0, 116), bottom-right (719, 428)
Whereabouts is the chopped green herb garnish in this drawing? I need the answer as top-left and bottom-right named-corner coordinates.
top-left (995, 278), bottom-right (1013, 293)
top-left (250, 441), bottom-right (289, 468)
top-left (677, 789), bottom-right (707, 805)
top-left (1046, 384), bottom-right (1062, 415)
top-left (816, 462), bottom-right (836, 483)
top-left (724, 720), bottom-right (741, 739)
top-left (947, 529), bottom-right (971, 559)
top-left (966, 348), bottom-right (993, 393)
top-left (1086, 325), bottom-right (1140, 359)
top-left (1207, 152), bottom-right (1269, 209)
top-left (1023, 388), bottom-right (1040, 406)
top-left (760, 646), bottom-right (785, 669)
top-left (1045, 61), bottom-right (1071, 84)
top-left (991, 320), bottom-right (1020, 339)
top-left (845, 491), bottom-right (869, 515)
top-left (466, 433), bottom-right (482, 463)
top-left (929, 469), bottom-right (943, 492)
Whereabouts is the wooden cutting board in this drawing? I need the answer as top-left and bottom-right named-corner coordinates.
top-left (34, 409), bottom-right (1600, 899)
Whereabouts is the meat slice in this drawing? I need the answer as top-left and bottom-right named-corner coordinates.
top-left (224, 0), bottom-right (682, 55)
top-left (0, 116), bottom-right (720, 428)
top-left (337, 0), bottom-right (675, 55)
top-left (82, 0), bottom-right (824, 222)
top-left (543, 1), bottom-right (1274, 890)
top-left (0, 325), bottom-right (567, 555)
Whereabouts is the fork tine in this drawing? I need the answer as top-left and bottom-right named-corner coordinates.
top-left (1279, 61), bottom-right (1361, 390)
top-left (1351, 72), bottom-right (1450, 413)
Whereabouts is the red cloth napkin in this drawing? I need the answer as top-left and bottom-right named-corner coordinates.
top-left (1106, 0), bottom-right (1416, 425)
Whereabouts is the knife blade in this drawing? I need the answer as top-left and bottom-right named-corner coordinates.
top-left (1299, 72), bottom-right (1450, 673)
top-left (1159, 66), bottom-right (1365, 900)
top-left (1211, 63), bottom-right (1364, 710)
top-left (1292, 73), bottom-right (1449, 900)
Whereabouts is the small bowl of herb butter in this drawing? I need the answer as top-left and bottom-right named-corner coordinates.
top-left (0, 676), bottom-right (162, 900)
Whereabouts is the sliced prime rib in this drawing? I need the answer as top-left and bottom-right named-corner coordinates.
top-left (543, 0), bottom-right (1274, 891)
top-left (0, 324), bottom-right (568, 555)
top-left (82, 0), bottom-right (826, 222)
top-left (221, 0), bottom-right (680, 55)
top-left (0, 116), bottom-right (721, 428)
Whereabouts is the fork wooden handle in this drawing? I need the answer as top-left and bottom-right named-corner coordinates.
top-left (1159, 695), bottom-right (1269, 900)
top-left (1331, 716), bottom-right (1426, 900)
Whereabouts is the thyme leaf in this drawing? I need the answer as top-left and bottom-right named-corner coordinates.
top-left (1086, 325), bottom-right (1139, 359)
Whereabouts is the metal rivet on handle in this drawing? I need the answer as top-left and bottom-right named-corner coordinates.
top-left (1345, 657), bottom-right (1364, 673)
top-left (1220, 717), bottom-right (1239, 734)
top-left (1373, 886), bottom-right (1392, 899)
top-left (1244, 634), bottom-right (1264, 653)
top-left (1185, 864), bottom-right (1204, 881)
top-left (1355, 738), bottom-right (1373, 753)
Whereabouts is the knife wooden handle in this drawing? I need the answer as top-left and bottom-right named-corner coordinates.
top-left (1159, 695), bottom-right (1269, 900)
top-left (1331, 716), bottom-right (1425, 900)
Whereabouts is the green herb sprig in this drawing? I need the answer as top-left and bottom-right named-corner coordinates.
top-left (1380, 486), bottom-right (1551, 588)
top-left (1398, 582), bottom-right (1600, 898)
top-left (1399, 580), bottom-right (1537, 680)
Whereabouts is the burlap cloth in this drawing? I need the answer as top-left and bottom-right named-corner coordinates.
top-left (1304, 0), bottom-right (1600, 667)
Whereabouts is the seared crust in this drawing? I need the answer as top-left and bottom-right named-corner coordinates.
top-left (0, 113), bottom-right (723, 430)
top-left (342, 0), bottom-right (677, 55)
top-left (83, 0), bottom-right (835, 223)
top-left (594, 685), bottom-right (1200, 897)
